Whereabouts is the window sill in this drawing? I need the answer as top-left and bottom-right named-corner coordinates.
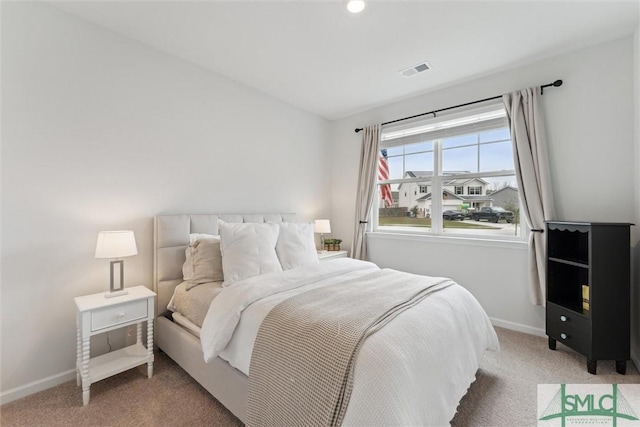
top-left (367, 230), bottom-right (529, 250)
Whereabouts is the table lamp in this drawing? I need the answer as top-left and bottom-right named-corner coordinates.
top-left (95, 230), bottom-right (138, 298)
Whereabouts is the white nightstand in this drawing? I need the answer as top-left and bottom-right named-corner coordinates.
top-left (318, 250), bottom-right (349, 262)
top-left (74, 286), bottom-right (155, 406)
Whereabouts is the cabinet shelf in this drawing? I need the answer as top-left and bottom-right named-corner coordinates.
top-left (88, 343), bottom-right (151, 383)
top-left (548, 257), bottom-right (588, 269)
top-left (547, 226), bottom-right (589, 265)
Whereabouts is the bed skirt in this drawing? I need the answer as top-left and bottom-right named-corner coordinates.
top-left (156, 316), bottom-right (247, 422)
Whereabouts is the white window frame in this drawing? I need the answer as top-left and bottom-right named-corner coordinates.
top-left (372, 102), bottom-right (528, 244)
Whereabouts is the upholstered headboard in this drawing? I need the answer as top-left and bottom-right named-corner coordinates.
top-left (153, 213), bottom-right (296, 316)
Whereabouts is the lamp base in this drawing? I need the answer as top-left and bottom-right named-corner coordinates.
top-left (106, 260), bottom-right (127, 298)
top-left (104, 290), bottom-right (129, 299)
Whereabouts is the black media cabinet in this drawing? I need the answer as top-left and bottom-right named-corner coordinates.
top-left (545, 221), bottom-right (631, 375)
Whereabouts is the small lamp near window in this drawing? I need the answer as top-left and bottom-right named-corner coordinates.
top-left (95, 230), bottom-right (138, 298)
top-left (314, 219), bottom-right (331, 253)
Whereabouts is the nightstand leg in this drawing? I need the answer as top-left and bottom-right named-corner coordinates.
top-left (136, 323), bottom-right (142, 346)
top-left (548, 337), bottom-right (556, 350)
top-left (616, 360), bottom-right (626, 375)
top-left (147, 320), bottom-right (154, 378)
top-left (81, 337), bottom-right (91, 405)
top-left (587, 359), bottom-right (597, 375)
top-left (76, 321), bottom-right (81, 386)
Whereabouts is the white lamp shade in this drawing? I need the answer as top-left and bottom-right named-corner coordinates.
top-left (95, 230), bottom-right (138, 259)
top-left (314, 219), bottom-right (331, 234)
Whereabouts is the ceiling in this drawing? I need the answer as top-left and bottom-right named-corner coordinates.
top-left (51, 1), bottom-right (639, 120)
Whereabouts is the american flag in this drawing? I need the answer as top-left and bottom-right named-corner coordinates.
top-left (378, 149), bottom-right (393, 208)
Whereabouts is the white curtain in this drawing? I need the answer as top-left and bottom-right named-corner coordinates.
top-left (503, 88), bottom-right (556, 306)
top-left (351, 125), bottom-right (381, 260)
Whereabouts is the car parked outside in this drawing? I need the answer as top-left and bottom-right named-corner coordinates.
top-left (471, 206), bottom-right (514, 223)
top-left (443, 210), bottom-right (465, 221)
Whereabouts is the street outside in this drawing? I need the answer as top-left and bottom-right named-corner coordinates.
top-left (378, 217), bottom-right (521, 237)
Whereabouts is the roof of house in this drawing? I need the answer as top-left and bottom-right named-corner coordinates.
top-left (399, 171), bottom-right (490, 189)
top-left (406, 171), bottom-right (432, 178)
top-left (486, 185), bottom-right (518, 196)
top-left (443, 177), bottom-right (490, 186)
top-left (415, 189), bottom-right (465, 202)
top-left (415, 193), bottom-right (494, 203)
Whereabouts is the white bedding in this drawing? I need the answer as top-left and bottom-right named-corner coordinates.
top-left (200, 258), bottom-right (499, 426)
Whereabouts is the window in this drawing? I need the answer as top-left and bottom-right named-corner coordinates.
top-left (468, 186), bottom-right (482, 195)
top-left (376, 103), bottom-right (523, 239)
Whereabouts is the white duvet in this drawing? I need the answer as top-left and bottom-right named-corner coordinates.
top-left (200, 258), bottom-right (499, 426)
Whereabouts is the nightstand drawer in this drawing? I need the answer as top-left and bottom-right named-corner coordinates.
top-left (546, 302), bottom-right (589, 333)
top-left (91, 300), bottom-right (147, 331)
top-left (547, 321), bottom-right (591, 356)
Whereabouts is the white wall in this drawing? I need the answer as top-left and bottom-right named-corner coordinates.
top-left (0, 3), bottom-right (330, 400)
top-left (331, 37), bottom-right (636, 335)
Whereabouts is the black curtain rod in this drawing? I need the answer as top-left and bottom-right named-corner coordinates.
top-left (354, 79), bottom-right (563, 133)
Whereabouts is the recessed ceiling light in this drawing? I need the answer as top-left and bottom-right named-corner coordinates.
top-left (346, 0), bottom-right (365, 14)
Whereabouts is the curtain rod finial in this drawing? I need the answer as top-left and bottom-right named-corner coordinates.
top-left (553, 79), bottom-right (563, 87)
top-left (355, 128), bottom-right (363, 133)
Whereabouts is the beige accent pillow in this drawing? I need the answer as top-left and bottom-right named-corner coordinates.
top-left (182, 236), bottom-right (224, 289)
top-left (168, 281), bottom-right (224, 327)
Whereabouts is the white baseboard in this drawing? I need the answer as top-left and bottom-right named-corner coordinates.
top-left (0, 368), bottom-right (76, 405)
top-left (489, 317), bottom-right (546, 338)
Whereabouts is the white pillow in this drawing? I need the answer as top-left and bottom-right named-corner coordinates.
top-left (275, 222), bottom-right (319, 270)
top-left (219, 222), bottom-right (282, 287)
top-left (182, 235), bottom-right (223, 290)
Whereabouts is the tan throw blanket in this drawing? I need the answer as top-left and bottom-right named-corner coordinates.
top-left (246, 268), bottom-right (454, 427)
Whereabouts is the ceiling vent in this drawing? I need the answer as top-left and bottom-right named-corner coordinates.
top-left (400, 61), bottom-right (431, 78)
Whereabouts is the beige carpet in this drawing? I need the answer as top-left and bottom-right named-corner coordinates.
top-left (450, 327), bottom-right (640, 426)
top-left (2, 327), bottom-right (638, 426)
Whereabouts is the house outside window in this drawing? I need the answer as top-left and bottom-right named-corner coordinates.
top-left (376, 102), bottom-right (523, 239)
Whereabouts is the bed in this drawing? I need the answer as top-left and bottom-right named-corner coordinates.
top-left (154, 213), bottom-right (499, 426)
